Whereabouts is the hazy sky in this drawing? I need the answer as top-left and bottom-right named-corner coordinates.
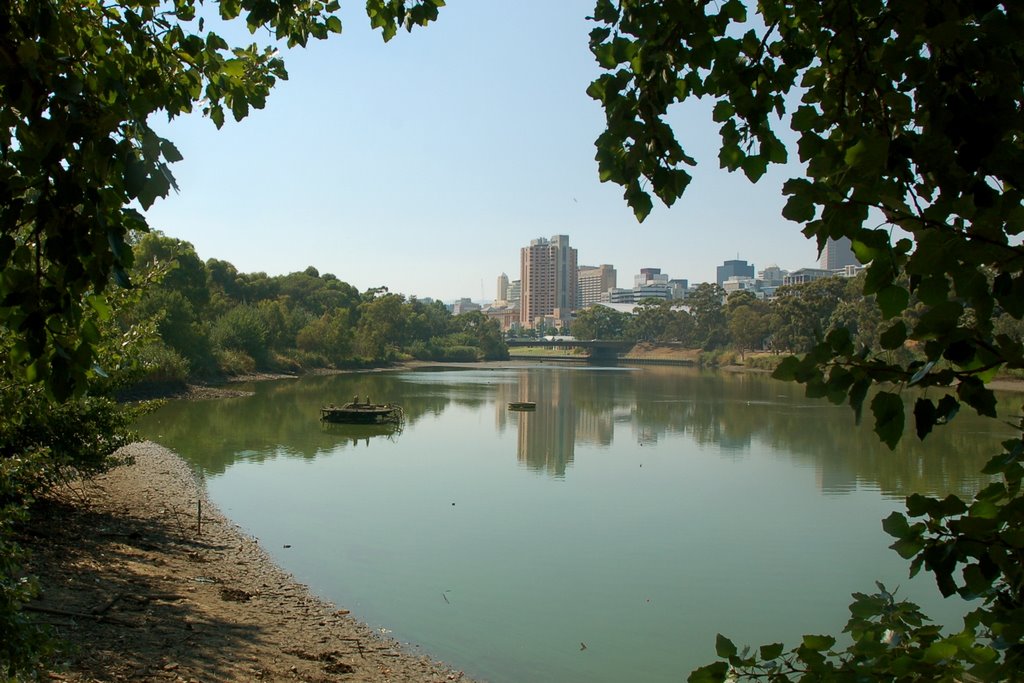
top-left (145, 0), bottom-right (821, 302)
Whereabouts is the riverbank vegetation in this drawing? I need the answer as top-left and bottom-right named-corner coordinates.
top-left (3, 0), bottom-right (1024, 679)
top-left (117, 232), bottom-right (508, 393)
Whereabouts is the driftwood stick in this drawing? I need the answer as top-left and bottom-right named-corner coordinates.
top-left (197, 499), bottom-right (202, 535)
top-left (91, 593), bottom-right (123, 615)
top-left (24, 605), bottom-right (137, 627)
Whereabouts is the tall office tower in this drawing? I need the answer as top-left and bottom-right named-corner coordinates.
top-left (819, 236), bottom-right (858, 270)
top-left (496, 272), bottom-right (509, 302)
top-left (716, 259), bottom-right (755, 286)
top-left (520, 235), bottom-right (578, 327)
top-left (577, 264), bottom-right (617, 308)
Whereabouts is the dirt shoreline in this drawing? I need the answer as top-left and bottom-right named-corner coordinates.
top-left (26, 441), bottom-right (471, 682)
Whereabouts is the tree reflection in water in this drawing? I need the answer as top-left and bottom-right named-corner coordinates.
top-left (136, 365), bottom-right (1018, 499)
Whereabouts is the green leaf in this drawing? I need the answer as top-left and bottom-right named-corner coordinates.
top-left (790, 105), bottom-right (820, 132)
top-left (871, 391), bottom-right (905, 449)
top-left (882, 511), bottom-right (910, 538)
top-left (957, 377), bottom-right (997, 418)
top-left (891, 537), bottom-right (925, 560)
top-left (876, 284), bottom-right (909, 319)
top-left (879, 321), bottom-right (907, 350)
top-left (782, 192), bottom-right (816, 222)
top-left (86, 294), bottom-right (112, 321)
top-left (741, 155), bottom-right (768, 183)
top-left (715, 633), bottom-right (738, 658)
top-left (687, 662), bottom-right (729, 683)
top-left (844, 135), bottom-right (888, 173)
top-left (923, 640), bottom-right (958, 664)
top-left (913, 398), bottom-right (937, 439)
top-left (801, 634), bottom-right (835, 651)
top-left (772, 355), bottom-right (801, 381)
top-left (712, 101), bottom-right (734, 123)
top-left (906, 493), bottom-right (939, 517)
top-left (759, 642), bottom-right (784, 660)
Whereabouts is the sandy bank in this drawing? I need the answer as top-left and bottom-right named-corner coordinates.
top-left (26, 441), bottom-right (471, 682)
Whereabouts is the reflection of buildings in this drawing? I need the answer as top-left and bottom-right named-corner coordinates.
top-left (514, 371), bottom-right (577, 476)
top-left (816, 460), bottom-right (860, 495)
top-left (496, 369), bottom-right (616, 476)
top-left (574, 407), bottom-right (614, 446)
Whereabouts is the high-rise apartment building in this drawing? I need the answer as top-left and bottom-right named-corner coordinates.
top-left (520, 235), bottom-right (578, 328)
top-left (577, 264), bottom-right (616, 308)
top-left (819, 237), bottom-right (858, 270)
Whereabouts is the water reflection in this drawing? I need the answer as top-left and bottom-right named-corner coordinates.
top-left (132, 365), bottom-right (1022, 683)
top-left (319, 421), bottom-right (403, 447)
top-left (135, 365), bottom-right (1020, 499)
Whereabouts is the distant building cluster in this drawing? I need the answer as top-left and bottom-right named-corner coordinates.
top-left (454, 234), bottom-right (862, 332)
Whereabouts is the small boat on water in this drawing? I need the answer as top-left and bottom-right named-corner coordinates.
top-left (320, 400), bottom-right (404, 424)
top-left (508, 401), bottom-right (536, 411)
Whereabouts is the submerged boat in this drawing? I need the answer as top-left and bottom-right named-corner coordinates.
top-left (507, 402), bottom-right (536, 411)
top-left (320, 401), bottom-right (404, 424)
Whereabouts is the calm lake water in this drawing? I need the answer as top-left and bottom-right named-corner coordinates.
top-left (135, 364), bottom-right (1020, 682)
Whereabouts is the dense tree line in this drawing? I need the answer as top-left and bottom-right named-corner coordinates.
top-left (120, 233), bottom-right (508, 387)
top-left (570, 279), bottom-right (864, 354)
top-left (572, 277), bottom-right (1024, 366)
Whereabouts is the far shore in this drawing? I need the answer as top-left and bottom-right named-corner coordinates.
top-left (141, 347), bottom-right (1024, 403)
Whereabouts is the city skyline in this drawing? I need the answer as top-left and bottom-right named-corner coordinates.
top-left (141, 0), bottom-right (820, 304)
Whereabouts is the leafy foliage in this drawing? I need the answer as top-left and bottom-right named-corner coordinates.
top-left (0, 374), bottom-right (138, 675)
top-left (0, 0), bottom-right (444, 400)
top-left (689, 583), bottom-right (1001, 683)
top-left (0, 1), bottom-right (447, 673)
top-left (571, 304), bottom-right (631, 340)
top-left (589, 0), bottom-right (1023, 428)
top-left (586, 0), bottom-right (1024, 679)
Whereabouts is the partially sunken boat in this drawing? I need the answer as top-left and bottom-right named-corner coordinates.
top-left (507, 401), bottom-right (536, 411)
top-left (320, 400), bottom-right (404, 425)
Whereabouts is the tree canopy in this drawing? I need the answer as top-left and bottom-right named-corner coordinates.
top-left (589, 0), bottom-right (1023, 441)
top-left (586, 1), bottom-right (1024, 678)
top-left (0, 0), bottom-right (443, 399)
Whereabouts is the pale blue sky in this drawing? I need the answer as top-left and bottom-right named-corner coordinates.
top-left (146, 0), bottom-right (820, 302)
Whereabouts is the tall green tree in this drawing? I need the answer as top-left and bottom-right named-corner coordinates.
top-left (354, 292), bottom-right (408, 361)
top-left (572, 304), bottom-right (631, 340)
top-left (624, 298), bottom-right (694, 342)
top-left (0, 0), bottom-right (443, 399)
top-left (726, 292), bottom-right (770, 358)
top-left (687, 283), bottom-right (728, 349)
top-left (768, 277), bottom-right (850, 353)
top-left (449, 310), bottom-right (509, 361)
